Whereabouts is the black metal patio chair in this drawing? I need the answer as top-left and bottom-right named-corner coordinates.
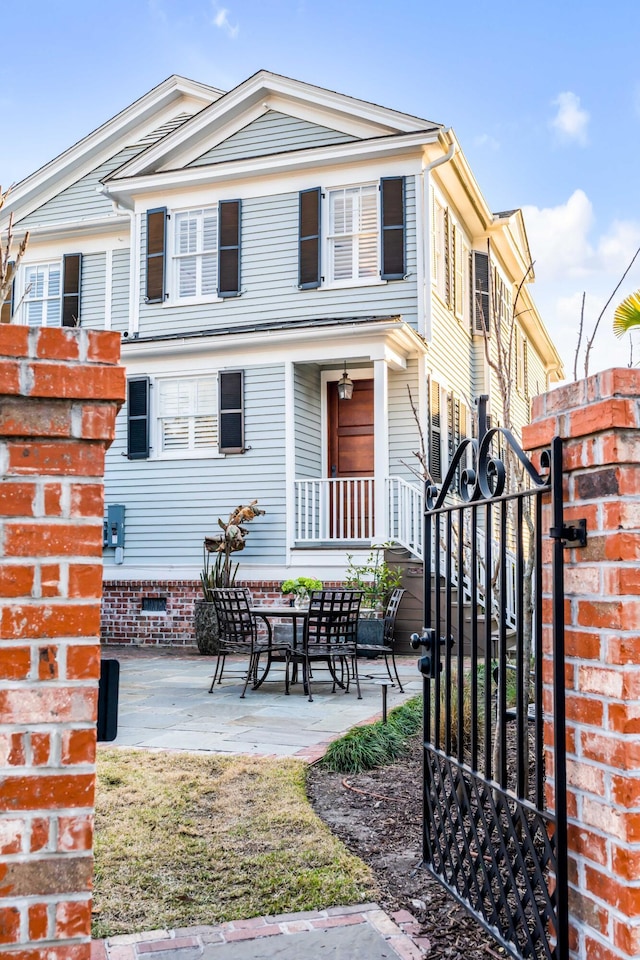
top-left (355, 587), bottom-right (406, 692)
top-left (291, 589), bottom-right (363, 702)
top-left (209, 588), bottom-right (290, 698)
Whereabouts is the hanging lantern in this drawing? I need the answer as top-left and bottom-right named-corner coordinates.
top-left (337, 361), bottom-right (354, 401)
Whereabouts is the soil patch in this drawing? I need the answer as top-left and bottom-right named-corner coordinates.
top-left (307, 733), bottom-right (504, 958)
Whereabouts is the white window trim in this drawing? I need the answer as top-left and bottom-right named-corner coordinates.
top-left (431, 192), bottom-right (445, 298)
top-left (515, 328), bottom-right (526, 396)
top-left (321, 181), bottom-right (387, 291)
top-left (17, 260), bottom-right (63, 327)
top-left (151, 372), bottom-right (224, 461)
top-left (166, 205), bottom-right (224, 307)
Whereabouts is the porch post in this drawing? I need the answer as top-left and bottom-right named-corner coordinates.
top-left (284, 360), bottom-right (295, 562)
top-left (373, 358), bottom-right (388, 542)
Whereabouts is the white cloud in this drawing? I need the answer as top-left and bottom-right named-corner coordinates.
top-left (523, 189), bottom-right (594, 279)
top-left (549, 91), bottom-right (589, 146)
top-left (213, 6), bottom-right (239, 38)
top-left (522, 192), bottom-right (640, 377)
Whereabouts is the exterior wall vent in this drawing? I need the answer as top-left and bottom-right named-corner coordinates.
top-left (141, 597), bottom-right (167, 613)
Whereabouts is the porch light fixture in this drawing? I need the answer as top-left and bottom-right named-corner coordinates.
top-left (337, 362), bottom-right (354, 401)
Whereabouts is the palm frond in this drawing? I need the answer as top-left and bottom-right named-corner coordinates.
top-left (613, 290), bottom-right (640, 337)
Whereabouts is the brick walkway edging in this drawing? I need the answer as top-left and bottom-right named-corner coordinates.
top-left (91, 904), bottom-right (429, 960)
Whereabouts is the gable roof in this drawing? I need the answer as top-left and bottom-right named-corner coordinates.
top-left (106, 70), bottom-right (442, 181)
top-left (2, 75), bottom-right (224, 227)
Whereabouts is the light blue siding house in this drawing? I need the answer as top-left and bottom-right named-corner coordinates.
top-left (1, 71), bottom-right (563, 644)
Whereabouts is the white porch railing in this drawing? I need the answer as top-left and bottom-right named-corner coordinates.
top-left (295, 475), bottom-right (519, 630)
top-left (386, 476), bottom-right (519, 630)
top-left (295, 477), bottom-right (375, 542)
top-left (386, 477), bottom-right (424, 559)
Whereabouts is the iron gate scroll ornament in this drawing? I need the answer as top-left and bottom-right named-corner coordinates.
top-left (417, 420), bottom-right (569, 960)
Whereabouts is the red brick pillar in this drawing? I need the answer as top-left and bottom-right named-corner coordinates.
top-left (0, 327), bottom-right (124, 958)
top-left (523, 368), bottom-right (640, 960)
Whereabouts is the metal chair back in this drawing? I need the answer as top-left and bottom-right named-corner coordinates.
top-left (382, 587), bottom-right (405, 647)
top-left (211, 588), bottom-right (256, 648)
top-left (304, 589), bottom-right (362, 651)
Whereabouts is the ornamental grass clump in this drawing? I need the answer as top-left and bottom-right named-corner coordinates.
top-left (321, 696), bottom-right (422, 774)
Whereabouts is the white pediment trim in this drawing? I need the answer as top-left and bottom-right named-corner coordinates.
top-left (1, 76), bottom-right (224, 228)
top-left (109, 70), bottom-right (441, 180)
top-left (101, 130), bottom-right (440, 206)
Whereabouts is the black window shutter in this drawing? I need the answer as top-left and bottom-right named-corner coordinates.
top-left (145, 208), bottom-right (167, 303)
top-left (62, 253), bottom-right (82, 327)
top-left (218, 200), bottom-right (241, 298)
top-left (473, 251), bottom-right (490, 334)
top-left (381, 177), bottom-right (405, 280)
top-left (219, 370), bottom-right (244, 453)
top-left (523, 339), bottom-right (530, 402)
top-left (127, 378), bottom-right (150, 460)
top-left (428, 378), bottom-right (442, 484)
top-left (444, 208), bottom-right (451, 307)
top-left (299, 188), bottom-right (321, 288)
top-left (1, 261), bottom-right (15, 324)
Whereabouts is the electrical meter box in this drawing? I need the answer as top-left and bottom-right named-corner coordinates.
top-left (103, 504), bottom-right (125, 548)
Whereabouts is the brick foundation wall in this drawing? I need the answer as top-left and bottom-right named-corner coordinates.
top-left (101, 580), bottom-right (282, 647)
top-left (523, 368), bottom-right (640, 960)
top-left (100, 579), bottom-right (343, 645)
top-left (0, 327), bottom-right (124, 959)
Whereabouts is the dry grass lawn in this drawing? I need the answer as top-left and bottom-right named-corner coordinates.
top-left (93, 748), bottom-right (376, 937)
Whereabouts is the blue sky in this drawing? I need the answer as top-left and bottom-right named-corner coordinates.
top-left (2, 0), bottom-right (639, 377)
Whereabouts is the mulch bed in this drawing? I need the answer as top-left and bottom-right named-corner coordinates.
top-left (307, 733), bottom-right (507, 958)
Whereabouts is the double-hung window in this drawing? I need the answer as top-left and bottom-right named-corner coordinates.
top-left (127, 370), bottom-right (245, 460)
top-left (17, 255), bottom-right (82, 327)
top-left (174, 208), bottom-right (218, 299)
top-left (432, 197), bottom-right (446, 301)
top-left (328, 184), bottom-right (379, 283)
top-left (157, 376), bottom-right (217, 455)
top-left (24, 262), bottom-right (62, 326)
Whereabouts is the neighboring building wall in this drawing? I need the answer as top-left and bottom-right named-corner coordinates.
top-left (16, 115), bottom-right (193, 229)
top-left (0, 326), bottom-right (124, 960)
top-left (523, 368), bottom-right (640, 960)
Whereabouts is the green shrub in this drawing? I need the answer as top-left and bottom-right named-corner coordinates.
top-left (320, 696), bottom-right (422, 774)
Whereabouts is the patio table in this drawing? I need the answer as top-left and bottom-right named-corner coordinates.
top-left (249, 604), bottom-right (351, 696)
top-left (249, 605), bottom-right (308, 689)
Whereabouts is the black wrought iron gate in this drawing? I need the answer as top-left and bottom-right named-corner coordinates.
top-left (414, 413), bottom-right (570, 960)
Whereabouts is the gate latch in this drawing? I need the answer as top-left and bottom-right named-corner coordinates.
top-left (411, 629), bottom-right (452, 680)
top-left (550, 517), bottom-right (587, 548)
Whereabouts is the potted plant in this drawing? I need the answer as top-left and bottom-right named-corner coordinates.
top-left (344, 546), bottom-right (403, 646)
top-left (280, 576), bottom-right (323, 608)
top-left (194, 500), bottom-right (265, 654)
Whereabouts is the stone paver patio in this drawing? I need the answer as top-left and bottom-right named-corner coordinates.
top-left (106, 647), bottom-right (421, 762)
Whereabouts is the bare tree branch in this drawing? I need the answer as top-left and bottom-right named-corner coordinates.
top-left (583, 244), bottom-right (640, 378)
top-left (0, 186), bottom-right (30, 321)
top-left (573, 292), bottom-right (586, 382)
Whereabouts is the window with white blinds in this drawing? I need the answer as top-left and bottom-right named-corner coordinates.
top-left (328, 184), bottom-right (379, 283)
top-left (157, 377), bottom-right (217, 453)
top-left (24, 263), bottom-right (62, 326)
top-left (174, 208), bottom-right (218, 298)
top-left (431, 197), bottom-right (446, 301)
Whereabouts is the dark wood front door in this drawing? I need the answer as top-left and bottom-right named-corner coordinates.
top-left (327, 379), bottom-right (374, 538)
